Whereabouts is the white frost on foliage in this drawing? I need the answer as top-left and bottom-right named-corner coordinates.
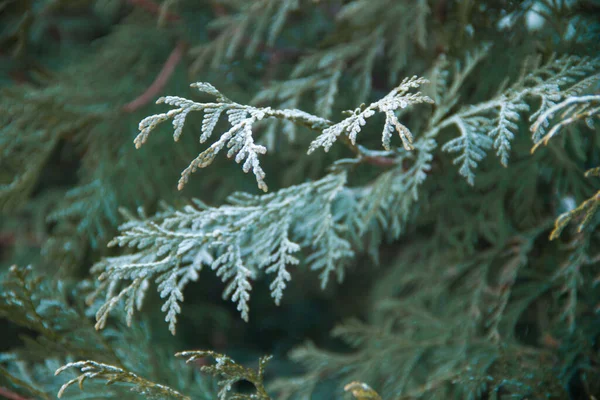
top-left (308, 76), bottom-right (432, 153)
top-left (134, 82), bottom-right (330, 193)
top-left (440, 55), bottom-right (600, 185)
top-left (91, 173), bottom-right (351, 328)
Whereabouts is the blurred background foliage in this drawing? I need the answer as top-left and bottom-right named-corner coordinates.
top-left (1, 0), bottom-right (600, 399)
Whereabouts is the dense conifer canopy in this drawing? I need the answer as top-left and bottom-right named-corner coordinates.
top-left (1, 1), bottom-right (599, 399)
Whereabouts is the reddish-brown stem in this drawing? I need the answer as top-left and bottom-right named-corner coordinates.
top-left (122, 41), bottom-right (187, 113)
top-left (0, 387), bottom-right (32, 400)
top-left (127, 0), bottom-right (181, 21)
top-left (363, 156), bottom-right (398, 167)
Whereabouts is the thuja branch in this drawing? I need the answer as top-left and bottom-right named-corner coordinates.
top-left (135, 77), bottom-right (431, 191)
top-left (55, 361), bottom-right (190, 399)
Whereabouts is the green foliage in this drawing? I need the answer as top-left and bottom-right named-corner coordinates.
top-left (189, 0), bottom-right (299, 75)
top-left (136, 82), bottom-right (331, 192)
top-left (1, 1), bottom-right (600, 400)
top-left (177, 351), bottom-right (271, 400)
top-left (1, 9), bottom-right (194, 273)
top-left (440, 55), bottom-right (600, 185)
top-left (56, 361), bottom-right (190, 399)
top-left (307, 76), bottom-right (432, 153)
top-left (91, 172), bottom-right (350, 328)
top-left (0, 265), bottom-right (215, 399)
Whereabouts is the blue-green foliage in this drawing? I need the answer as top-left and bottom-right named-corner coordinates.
top-left (1, 1), bottom-right (600, 399)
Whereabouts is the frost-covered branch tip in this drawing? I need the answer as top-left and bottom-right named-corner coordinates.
top-left (134, 82), bottom-right (329, 192)
top-left (176, 350), bottom-right (272, 400)
top-left (308, 76), bottom-right (433, 154)
top-left (441, 55), bottom-right (600, 185)
top-left (55, 361), bottom-right (189, 399)
top-left (531, 94), bottom-right (600, 153)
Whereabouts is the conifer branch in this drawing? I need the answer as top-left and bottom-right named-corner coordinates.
top-left (91, 173), bottom-right (350, 326)
top-left (177, 351), bottom-right (272, 400)
top-left (135, 82), bottom-right (331, 192)
top-left (439, 55), bottom-right (600, 184)
top-left (55, 361), bottom-right (190, 399)
top-left (549, 167), bottom-right (600, 240)
top-left (308, 76), bottom-right (432, 154)
top-left (531, 94), bottom-right (600, 152)
top-left (135, 80), bottom-right (426, 192)
top-left (3, 3), bottom-right (600, 399)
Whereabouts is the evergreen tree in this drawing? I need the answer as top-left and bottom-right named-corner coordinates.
top-left (1, 1), bottom-right (599, 399)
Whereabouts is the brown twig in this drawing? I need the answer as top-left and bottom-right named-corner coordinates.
top-left (122, 41), bottom-right (187, 113)
top-left (362, 156), bottom-right (398, 167)
top-left (0, 387), bottom-right (32, 400)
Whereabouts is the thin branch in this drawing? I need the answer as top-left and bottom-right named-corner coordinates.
top-left (531, 95), bottom-right (600, 152)
top-left (122, 41), bottom-right (187, 113)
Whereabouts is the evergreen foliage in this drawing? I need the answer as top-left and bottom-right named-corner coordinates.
top-left (1, 0), bottom-right (600, 399)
